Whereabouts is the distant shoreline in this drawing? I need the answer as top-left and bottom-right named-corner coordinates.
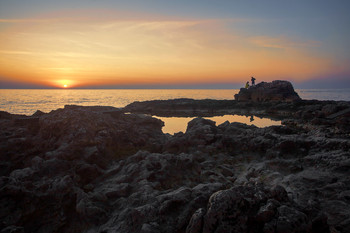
top-left (1, 87), bottom-right (350, 90)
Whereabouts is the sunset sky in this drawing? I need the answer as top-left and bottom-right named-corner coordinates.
top-left (0, 0), bottom-right (349, 88)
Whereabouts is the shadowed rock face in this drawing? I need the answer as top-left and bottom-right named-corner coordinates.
top-left (0, 101), bottom-right (350, 233)
top-left (234, 80), bottom-right (301, 102)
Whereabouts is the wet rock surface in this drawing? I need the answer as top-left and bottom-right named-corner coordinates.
top-left (0, 98), bottom-right (350, 232)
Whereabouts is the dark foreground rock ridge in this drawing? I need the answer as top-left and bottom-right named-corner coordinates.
top-left (0, 99), bottom-right (350, 233)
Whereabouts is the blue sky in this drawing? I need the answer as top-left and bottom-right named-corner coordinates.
top-left (2, 0), bottom-right (349, 42)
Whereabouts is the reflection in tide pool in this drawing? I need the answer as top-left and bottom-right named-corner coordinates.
top-left (154, 115), bottom-right (281, 134)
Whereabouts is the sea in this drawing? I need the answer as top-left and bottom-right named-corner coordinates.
top-left (1, 89), bottom-right (349, 134)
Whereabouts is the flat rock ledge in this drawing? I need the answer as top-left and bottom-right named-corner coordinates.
top-left (0, 100), bottom-right (350, 233)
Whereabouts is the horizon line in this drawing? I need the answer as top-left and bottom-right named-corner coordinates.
top-left (1, 87), bottom-right (350, 90)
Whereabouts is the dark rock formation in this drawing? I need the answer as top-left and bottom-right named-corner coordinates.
top-left (187, 184), bottom-right (324, 233)
top-left (1, 99), bottom-right (350, 233)
top-left (234, 80), bottom-right (301, 102)
top-left (0, 105), bottom-right (166, 232)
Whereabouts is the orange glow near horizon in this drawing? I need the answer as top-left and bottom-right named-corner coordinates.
top-left (0, 10), bottom-right (340, 88)
top-left (52, 79), bottom-right (76, 89)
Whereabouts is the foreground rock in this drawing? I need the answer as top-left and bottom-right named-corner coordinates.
top-left (0, 100), bottom-right (350, 232)
top-left (234, 80), bottom-right (301, 102)
top-left (0, 105), bottom-right (166, 232)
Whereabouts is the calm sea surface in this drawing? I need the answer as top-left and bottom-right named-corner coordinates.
top-left (0, 89), bottom-right (349, 115)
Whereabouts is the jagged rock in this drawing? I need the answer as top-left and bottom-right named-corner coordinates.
top-left (186, 184), bottom-right (317, 233)
top-left (234, 80), bottom-right (301, 102)
top-left (1, 100), bottom-right (350, 233)
top-left (256, 199), bottom-right (279, 223)
top-left (104, 183), bottom-right (131, 198)
top-left (185, 118), bottom-right (217, 146)
top-left (1, 225), bottom-right (24, 233)
top-left (186, 208), bottom-right (206, 233)
top-left (32, 110), bottom-right (45, 117)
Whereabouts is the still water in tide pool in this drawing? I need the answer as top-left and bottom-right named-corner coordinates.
top-left (155, 115), bottom-right (281, 134)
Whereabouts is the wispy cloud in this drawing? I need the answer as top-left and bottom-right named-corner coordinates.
top-left (249, 35), bottom-right (322, 49)
top-left (0, 9), bottom-right (340, 87)
top-left (0, 50), bottom-right (36, 55)
top-left (0, 18), bottom-right (59, 24)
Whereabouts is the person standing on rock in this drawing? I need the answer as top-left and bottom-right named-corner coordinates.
top-left (245, 81), bottom-right (249, 89)
top-left (251, 77), bottom-right (256, 86)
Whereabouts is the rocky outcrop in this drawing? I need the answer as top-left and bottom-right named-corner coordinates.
top-left (1, 101), bottom-right (350, 233)
top-left (234, 80), bottom-right (301, 102)
top-left (187, 184), bottom-right (325, 233)
top-left (0, 105), bottom-right (166, 232)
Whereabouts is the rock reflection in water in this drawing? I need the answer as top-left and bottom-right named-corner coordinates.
top-left (154, 115), bottom-right (281, 134)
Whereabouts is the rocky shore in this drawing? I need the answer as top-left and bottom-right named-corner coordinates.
top-left (1, 82), bottom-right (350, 232)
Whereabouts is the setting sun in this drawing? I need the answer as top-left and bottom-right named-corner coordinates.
top-left (53, 80), bottom-right (75, 88)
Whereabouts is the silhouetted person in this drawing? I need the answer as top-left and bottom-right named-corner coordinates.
top-left (245, 81), bottom-right (249, 89)
top-left (250, 115), bottom-right (254, 122)
top-left (251, 77), bottom-right (256, 86)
